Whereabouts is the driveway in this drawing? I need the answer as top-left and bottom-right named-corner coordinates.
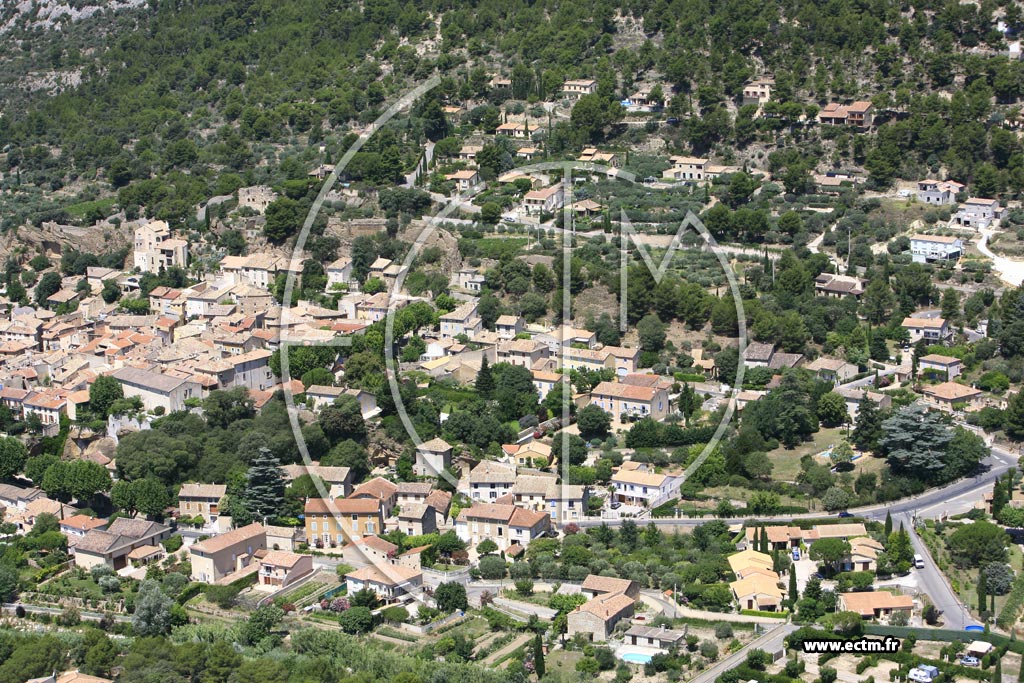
top-left (793, 555), bottom-right (819, 593)
top-left (978, 228), bottom-right (1024, 287)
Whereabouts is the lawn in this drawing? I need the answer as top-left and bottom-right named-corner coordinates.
top-left (765, 427), bottom-right (845, 482)
top-left (764, 427), bottom-right (886, 483)
top-left (500, 589), bottom-right (554, 607)
top-left (546, 649), bottom-right (583, 673)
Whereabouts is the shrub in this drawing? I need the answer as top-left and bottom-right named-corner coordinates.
top-left (162, 535), bottom-right (184, 553)
top-left (381, 605), bottom-right (409, 624)
top-left (699, 641), bottom-right (718, 661)
top-left (90, 565), bottom-right (114, 581)
top-left (715, 623), bottom-right (734, 639)
top-left (205, 585), bottom-right (241, 609)
top-left (56, 607), bottom-right (81, 627)
top-left (98, 575), bottom-right (121, 593)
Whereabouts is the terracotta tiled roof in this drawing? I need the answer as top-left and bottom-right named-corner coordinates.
top-left (190, 522), bottom-right (265, 554)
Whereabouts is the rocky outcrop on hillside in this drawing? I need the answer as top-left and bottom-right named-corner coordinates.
top-left (0, 220), bottom-right (132, 261)
top-left (1, 0), bottom-right (147, 35)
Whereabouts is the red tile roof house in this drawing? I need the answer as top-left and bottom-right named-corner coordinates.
top-left (901, 316), bottom-right (952, 344)
top-left (580, 575), bottom-right (640, 600)
top-left (348, 477), bottom-right (399, 518)
top-left (588, 381), bottom-right (670, 422)
top-left (455, 503), bottom-right (550, 552)
top-left (923, 381), bottom-right (984, 412)
top-left (257, 550), bottom-right (314, 590)
top-left (566, 590), bottom-right (636, 642)
top-left (188, 522), bottom-right (267, 583)
top-left (341, 534), bottom-right (399, 567)
top-left (304, 497), bottom-right (384, 548)
top-left (839, 591), bottom-right (913, 622)
top-left (60, 515), bottom-right (107, 545)
top-left (73, 518), bottom-right (172, 571)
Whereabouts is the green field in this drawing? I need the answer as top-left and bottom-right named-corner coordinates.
top-left (64, 197), bottom-right (116, 219)
top-left (458, 237), bottom-right (529, 260)
top-left (765, 427), bottom-right (845, 481)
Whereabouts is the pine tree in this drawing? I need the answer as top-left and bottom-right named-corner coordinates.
top-left (852, 397), bottom-right (884, 453)
top-left (475, 355), bottom-right (495, 398)
top-left (789, 566), bottom-right (798, 603)
top-left (533, 633), bottom-right (545, 679)
top-left (244, 446), bottom-right (285, 524)
top-left (884, 510), bottom-right (893, 538)
top-left (978, 571), bottom-right (988, 616)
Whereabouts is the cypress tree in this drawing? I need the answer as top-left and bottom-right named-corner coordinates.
top-left (993, 475), bottom-right (1008, 519)
top-left (884, 510), bottom-right (893, 538)
top-left (533, 633), bottom-right (545, 679)
top-left (978, 572), bottom-right (988, 616)
top-left (993, 654), bottom-right (1001, 683)
top-left (789, 567), bottom-right (798, 603)
top-left (475, 355), bottom-right (494, 398)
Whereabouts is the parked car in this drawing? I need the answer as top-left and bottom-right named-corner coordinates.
top-left (838, 511), bottom-right (854, 518)
top-left (960, 657), bottom-right (980, 667)
top-left (610, 501), bottom-right (622, 510)
top-left (792, 548), bottom-right (801, 561)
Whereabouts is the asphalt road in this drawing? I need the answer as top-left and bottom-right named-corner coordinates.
top-left (578, 447), bottom-right (1017, 529)
top-left (689, 622), bottom-right (798, 683)
top-left (898, 513), bottom-right (980, 630)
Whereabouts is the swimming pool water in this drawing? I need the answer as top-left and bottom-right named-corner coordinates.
top-left (620, 653), bottom-right (654, 664)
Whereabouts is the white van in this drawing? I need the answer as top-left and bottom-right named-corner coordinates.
top-left (909, 665), bottom-right (939, 683)
top-left (914, 554), bottom-right (925, 569)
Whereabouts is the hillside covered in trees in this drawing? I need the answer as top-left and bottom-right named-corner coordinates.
top-left (4, 0), bottom-right (1024, 231)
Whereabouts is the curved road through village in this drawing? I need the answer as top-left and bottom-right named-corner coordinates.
top-left (573, 446), bottom-right (1020, 630)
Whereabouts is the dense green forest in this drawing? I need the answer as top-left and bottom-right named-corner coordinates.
top-left (5, 0), bottom-right (1024, 231)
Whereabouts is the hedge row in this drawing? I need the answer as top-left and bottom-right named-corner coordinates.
top-left (864, 625), bottom-right (1024, 656)
top-left (997, 570), bottom-right (1024, 630)
top-left (740, 609), bottom-right (789, 618)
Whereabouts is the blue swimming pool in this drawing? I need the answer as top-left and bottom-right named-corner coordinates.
top-left (620, 653), bottom-right (654, 664)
